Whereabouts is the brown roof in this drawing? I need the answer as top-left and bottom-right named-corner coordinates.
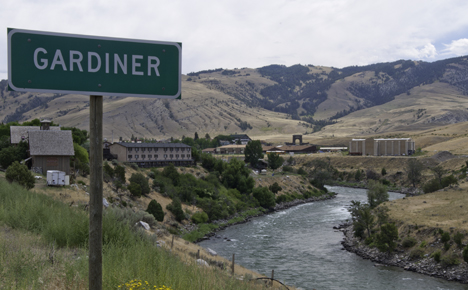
top-left (262, 145), bottom-right (276, 151)
top-left (202, 148), bottom-right (216, 152)
top-left (29, 130), bottom-right (75, 156)
top-left (275, 145), bottom-right (316, 152)
top-left (218, 144), bottom-right (246, 149)
top-left (10, 126), bottom-right (60, 144)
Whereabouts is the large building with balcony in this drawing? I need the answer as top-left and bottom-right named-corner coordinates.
top-left (109, 142), bottom-right (193, 167)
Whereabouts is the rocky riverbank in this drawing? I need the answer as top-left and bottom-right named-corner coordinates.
top-left (340, 223), bottom-right (468, 284)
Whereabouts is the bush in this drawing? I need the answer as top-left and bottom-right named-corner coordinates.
top-left (129, 173), bottom-right (150, 195)
top-left (103, 162), bottom-right (114, 179)
top-left (463, 246), bottom-right (468, 263)
top-left (268, 182), bottom-right (282, 194)
top-left (381, 179), bottom-right (391, 186)
top-left (114, 165), bottom-right (126, 183)
top-left (433, 250), bottom-right (441, 263)
top-left (128, 182), bottom-right (142, 197)
top-left (191, 212), bottom-right (209, 224)
top-left (402, 236), bottom-right (417, 248)
top-left (297, 167), bottom-right (307, 176)
top-left (166, 197), bottom-right (185, 222)
top-left (146, 199), bottom-right (164, 222)
top-left (282, 166), bottom-right (294, 173)
top-left (423, 178), bottom-right (441, 194)
top-left (441, 253), bottom-right (460, 266)
top-left (381, 167), bottom-right (387, 176)
top-left (453, 232), bottom-right (464, 248)
top-left (409, 248), bottom-right (424, 260)
top-left (5, 161), bottom-right (35, 189)
top-left (366, 169), bottom-right (380, 180)
top-left (252, 187), bottom-right (276, 209)
top-left (375, 223), bottom-right (398, 253)
top-left (441, 232), bottom-right (451, 243)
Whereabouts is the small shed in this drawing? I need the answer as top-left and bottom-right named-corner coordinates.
top-left (29, 130), bottom-right (75, 175)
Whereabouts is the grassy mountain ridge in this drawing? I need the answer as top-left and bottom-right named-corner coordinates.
top-left (2, 55), bottom-right (468, 142)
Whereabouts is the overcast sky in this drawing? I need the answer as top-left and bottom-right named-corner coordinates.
top-left (2, 0), bottom-right (468, 81)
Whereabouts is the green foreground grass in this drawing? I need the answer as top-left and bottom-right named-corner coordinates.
top-left (0, 180), bottom-right (267, 289)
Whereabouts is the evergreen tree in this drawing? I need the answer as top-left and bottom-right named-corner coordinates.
top-left (268, 153), bottom-right (284, 170)
top-left (147, 199), bottom-right (164, 222)
top-left (5, 161), bottom-right (35, 189)
top-left (244, 140), bottom-right (264, 168)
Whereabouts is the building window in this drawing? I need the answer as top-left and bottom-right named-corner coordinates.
top-left (164, 154), bottom-right (167, 158)
top-left (148, 154), bottom-right (152, 159)
top-left (176, 154), bottom-right (179, 158)
top-left (176, 148), bottom-right (179, 152)
top-left (135, 155), bottom-right (139, 159)
top-left (155, 148), bottom-right (158, 151)
top-left (128, 148), bottom-right (132, 152)
top-left (142, 155), bottom-right (146, 159)
top-left (142, 148), bottom-right (146, 152)
top-left (155, 154), bottom-right (158, 159)
top-left (128, 155), bottom-right (132, 159)
top-left (170, 148), bottom-right (173, 152)
top-left (181, 148), bottom-right (185, 151)
top-left (148, 148), bottom-right (152, 152)
top-left (135, 148), bottom-right (139, 152)
top-left (170, 154), bottom-right (173, 158)
top-left (181, 154), bottom-right (185, 158)
top-left (188, 154), bottom-right (191, 158)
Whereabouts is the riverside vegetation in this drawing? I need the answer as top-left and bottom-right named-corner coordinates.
top-left (0, 178), bottom-right (288, 289)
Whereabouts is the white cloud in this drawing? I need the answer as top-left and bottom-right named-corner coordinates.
top-left (442, 38), bottom-right (468, 56)
top-left (2, 0), bottom-right (468, 81)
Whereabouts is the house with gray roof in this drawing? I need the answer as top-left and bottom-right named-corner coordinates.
top-left (29, 130), bottom-right (74, 174)
top-left (109, 142), bottom-right (193, 168)
top-left (10, 125), bottom-right (60, 144)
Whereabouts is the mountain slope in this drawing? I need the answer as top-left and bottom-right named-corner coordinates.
top-left (1, 56), bottom-right (468, 141)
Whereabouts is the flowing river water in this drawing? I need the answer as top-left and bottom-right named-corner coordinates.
top-left (199, 186), bottom-right (468, 290)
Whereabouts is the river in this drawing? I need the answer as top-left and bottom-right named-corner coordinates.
top-left (199, 186), bottom-right (468, 290)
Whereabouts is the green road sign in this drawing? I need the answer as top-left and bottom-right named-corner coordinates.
top-left (8, 28), bottom-right (181, 99)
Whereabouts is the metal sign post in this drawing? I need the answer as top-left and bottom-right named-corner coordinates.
top-left (8, 28), bottom-right (182, 290)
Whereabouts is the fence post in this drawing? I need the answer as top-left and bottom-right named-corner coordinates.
top-left (231, 254), bottom-right (235, 275)
top-left (271, 269), bottom-right (274, 286)
top-left (171, 235), bottom-right (174, 249)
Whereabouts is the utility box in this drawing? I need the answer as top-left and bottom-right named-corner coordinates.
top-left (47, 170), bottom-right (66, 186)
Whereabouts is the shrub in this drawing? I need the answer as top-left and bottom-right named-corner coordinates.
top-left (375, 223), bottom-right (398, 253)
top-left (146, 200), bottom-right (164, 222)
top-left (423, 178), bottom-right (441, 194)
top-left (129, 173), bottom-right (150, 195)
top-left (381, 179), bottom-right (391, 186)
top-left (5, 161), bottom-right (35, 189)
top-left (441, 253), bottom-right (460, 266)
top-left (268, 182), bottom-right (282, 194)
top-left (441, 232), bottom-right (451, 243)
top-left (191, 212), bottom-right (209, 224)
top-left (463, 246), bottom-right (468, 263)
top-left (433, 250), bottom-right (441, 263)
top-left (103, 162), bottom-right (114, 179)
top-left (409, 248), bottom-right (424, 260)
top-left (114, 164), bottom-right (126, 183)
top-left (366, 169), bottom-right (380, 181)
top-left (252, 187), bottom-right (276, 209)
top-left (282, 166), bottom-right (294, 173)
top-left (297, 167), bottom-right (307, 176)
top-left (401, 236), bottom-right (417, 248)
top-left (128, 182), bottom-right (142, 197)
top-left (381, 167), bottom-right (387, 176)
top-left (166, 197), bottom-right (185, 222)
top-left (441, 175), bottom-right (458, 187)
top-left (444, 242), bottom-right (451, 251)
top-left (453, 232), bottom-right (464, 248)
top-left (419, 241), bottom-right (427, 248)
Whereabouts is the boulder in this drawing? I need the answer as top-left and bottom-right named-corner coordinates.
top-left (197, 259), bottom-right (209, 267)
top-left (207, 248), bottom-right (217, 256)
top-left (103, 198), bottom-right (109, 208)
top-left (135, 221), bottom-right (150, 231)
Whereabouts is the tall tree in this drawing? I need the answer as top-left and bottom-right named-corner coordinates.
top-left (268, 153), bottom-right (284, 170)
top-left (367, 180), bottom-right (388, 208)
top-left (431, 165), bottom-right (445, 186)
top-left (194, 132), bottom-right (199, 140)
top-left (244, 140), bottom-right (264, 168)
top-left (407, 159), bottom-right (423, 187)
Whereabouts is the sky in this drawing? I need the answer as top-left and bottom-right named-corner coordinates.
top-left (2, 0), bottom-right (468, 81)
